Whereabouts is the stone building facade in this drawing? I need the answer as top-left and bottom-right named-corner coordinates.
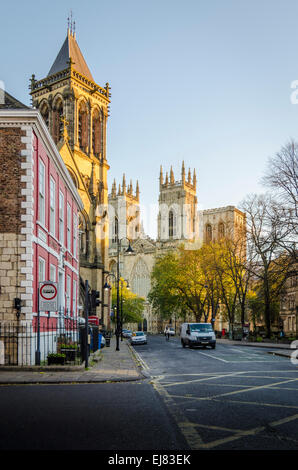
top-left (0, 92), bottom-right (83, 364)
top-left (29, 27), bottom-right (111, 326)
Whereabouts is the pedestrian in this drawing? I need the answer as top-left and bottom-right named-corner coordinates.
top-left (165, 326), bottom-right (170, 341)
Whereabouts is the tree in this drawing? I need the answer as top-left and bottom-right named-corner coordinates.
top-left (111, 279), bottom-right (145, 325)
top-left (148, 250), bottom-right (190, 323)
top-left (241, 193), bottom-right (293, 338)
top-left (261, 140), bottom-right (298, 259)
top-left (149, 245), bottom-right (226, 325)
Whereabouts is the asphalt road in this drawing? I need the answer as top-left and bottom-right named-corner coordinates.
top-left (0, 380), bottom-right (188, 451)
top-left (0, 334), bottom-right (297, 452)
top-left (132, 334), bottom-right (298, 450)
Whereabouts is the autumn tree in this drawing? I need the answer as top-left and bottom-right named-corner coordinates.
top-left (111, 279), bottom-right (145, 325)
top-left (241, 193), bottom-right (293, 338)
top-left (261, 140), bottom-right (298, 260)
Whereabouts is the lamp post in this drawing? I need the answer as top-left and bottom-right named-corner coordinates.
top-left (120, 279), bottom-right (130, 341)
top-left (104, 236), bottom-right (133, 351)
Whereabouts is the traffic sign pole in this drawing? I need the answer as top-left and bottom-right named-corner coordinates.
top-left (35, 287), bottom-right (41, 366)
top-left (85, 280), bottom-right (89, 368)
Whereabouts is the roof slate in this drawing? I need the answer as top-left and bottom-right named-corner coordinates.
top-left (48, 31), bottom-right (94, 81)
top-left (0, 89), bottom-right (29, 109)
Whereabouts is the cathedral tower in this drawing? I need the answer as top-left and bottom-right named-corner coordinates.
top-left (158, 162), bottom-right (198, 244)
top-left (108, 175), bottom-right (141, 252)
top-left (30, 24), bottom-right (110, 325)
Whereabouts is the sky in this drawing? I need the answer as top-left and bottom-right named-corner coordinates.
top-left (1, 0), bottom-right (298, 238)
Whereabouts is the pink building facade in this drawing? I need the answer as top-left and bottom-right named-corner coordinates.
top-left (0, 96), bottom-right (83, 364)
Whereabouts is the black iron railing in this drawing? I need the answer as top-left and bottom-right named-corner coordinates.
top-left (0, 319), bottom-right (100, 366)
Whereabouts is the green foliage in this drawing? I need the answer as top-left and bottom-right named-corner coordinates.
top-left (59, 343), bottom-right (78, 350)
top-left (47, 353), bottom-right (66, 359)
top-left (111, 279), bottom-right (145, 325)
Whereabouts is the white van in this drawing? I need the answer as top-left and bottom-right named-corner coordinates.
top-left (180, 323), bottom-right (216, 349)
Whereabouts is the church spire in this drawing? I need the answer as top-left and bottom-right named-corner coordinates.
top-left (181, 161), bottom-right (185, 184)
top-left (193, 168), bottom-right (197, 189)
top-left (122, 173), bottom-right (126, 195)
top-left (170, 166), bottom-right (174, 184)
top-left (188, 168), bottom-right (192, 184)
top-left (111, 178), bottom-right (116, 197)
top-left (48, 23), bottom-right (94, 81)
top-left (136, 180), bottom-right (140, 200)
top-left (160, 165), bottom-right (163, 187)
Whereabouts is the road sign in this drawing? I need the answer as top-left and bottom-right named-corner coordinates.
top-left (39, 282), bottom-right (58, 312)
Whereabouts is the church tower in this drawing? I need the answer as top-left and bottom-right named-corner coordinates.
top-left (29, 22), bottom-right (110, 325)
top-left (108, 175), bottom-right (141, 251)
top-left (157, 162), bottom-right (198, 244)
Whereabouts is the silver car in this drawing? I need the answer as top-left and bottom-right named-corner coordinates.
top-left (130, 331), bottom-right (147, 345)
top-left (122, 329), bottom-right (132, 338)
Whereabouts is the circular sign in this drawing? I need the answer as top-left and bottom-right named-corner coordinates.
top-left (40, 283), bottom-right (57, 301)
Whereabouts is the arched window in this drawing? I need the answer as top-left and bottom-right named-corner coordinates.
top-left (109, 261), bottom-right (117, 282)
top-left (218, 222), bottom-right (225, 239)
top-left (40, 103), bottom-right (49, 128)
top-left (78, 101), bottom-right (88, 151)
top-left (53, 99), bottom-right (63, 144)
top-left (131, 258), bottom-right (150, 299)
top-left (169, 210), bottom-right (176, 238)
top-left (92, 110), bottom-right (101, 156)
top-left (112, 217), bottom-right (118, 244)
top-left (206, 224), bottom-right (212, 243)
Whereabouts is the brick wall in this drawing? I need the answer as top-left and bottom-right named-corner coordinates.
top-left (0, 127), bottom-right (27, 321)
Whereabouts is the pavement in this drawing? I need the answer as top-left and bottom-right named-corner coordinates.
top-left (0, 336), bottom-right (296, 385)
top-left (0, 336), bottom-right (148, 385)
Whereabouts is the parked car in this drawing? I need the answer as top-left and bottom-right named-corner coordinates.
top-left (122, 329), bottom-right (132, 338)
top-left (164, 326), bottom-right (175, 336)
top-left (130, 331), bottom-right (147, 345)
top-left (180, 323), bottom-right (216, 349)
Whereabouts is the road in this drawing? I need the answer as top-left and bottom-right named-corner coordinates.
top-left (133, 334), bottom-right (298, 451)
top-left (0, 334), bottom-right (297, 452)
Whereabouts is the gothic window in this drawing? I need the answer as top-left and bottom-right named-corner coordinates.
top-left (111, 217), bottom-right (118, 244)
top-left (78, 212), bottom-right (90, 258)
top-left (206, 224), bottom-right (212, 243)
top-left (169, 210), bottom-right (176, 238)
top-left (218, 222), bottom-right (225, 239)
top-left (53, 99), bottom-right (63, 144)
top-left (131, 258), bottom-right (150, 299)
top-left (78, 101), bottom-right (88, 151)
top-left (92, 110), bottom-right (101, 156)
top-left (40, 103), bottom-right (49, 128)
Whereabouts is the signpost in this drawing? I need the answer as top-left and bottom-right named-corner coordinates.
top-left (39, 282), bottom-right (58, 312)
top-left (36, 282), bottom-right (58, 365)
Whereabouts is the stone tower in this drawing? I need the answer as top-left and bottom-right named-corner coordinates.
top-left (108, 174), bottom-right (141, 251)
top-left (157, 162), bottom-right (198, 244)
top-left (29, 24), bottom-right (111, 325)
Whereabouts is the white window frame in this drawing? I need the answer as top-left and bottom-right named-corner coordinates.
top-left (73, 212), bottom-right (77, 258)
top-left (66, 274), bottom-right (71, 314)
top-left (67, 203), bottom-right (71, 251)
top-left (38, 159), bottom-right (45, 225)
top-left (73, 279), bottom-right (77, 317)
top-left (38, 257), bottom-right (46, 283)
top-left (50, 264), bottom-right (56, 283)
top-left (59, 191), bottom-right (64, 245)
top-left (50, 176), bottom-right (56, 236)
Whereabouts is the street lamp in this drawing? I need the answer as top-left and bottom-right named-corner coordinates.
top-left (115, 237), bottom-right (134, 351)
top-left (120, 279), bottom-right (130, 341)
top-left (105, 237), bottom-right (134, 351)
